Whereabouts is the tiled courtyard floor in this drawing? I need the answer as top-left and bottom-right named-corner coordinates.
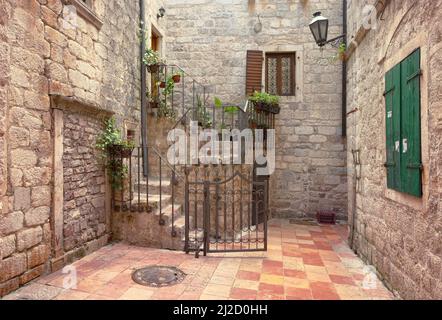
top-left (3, 220), bottom-right (394, 300)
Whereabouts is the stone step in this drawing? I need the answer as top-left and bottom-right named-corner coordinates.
top-left (133, 177), bottom-right (173, 194)
top-left (130, 194), bottom-right (172, 209)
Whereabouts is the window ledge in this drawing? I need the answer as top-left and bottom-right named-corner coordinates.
top-left (384, 188), bottom-right (425, 211)
top-left (63, 0), bottom-right (103, 30)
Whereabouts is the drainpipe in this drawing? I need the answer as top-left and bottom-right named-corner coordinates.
top-left (342, 0), bottom-right (357, 250)
top-left (140, 0), bottom-right (148, 178)
top-left (342, 0), bottom-right (347, 137)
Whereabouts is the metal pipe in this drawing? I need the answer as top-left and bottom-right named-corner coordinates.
top-left (140, 0), bottom-right (148, 178)
top-left (342, 0), bottom-right (347, 137)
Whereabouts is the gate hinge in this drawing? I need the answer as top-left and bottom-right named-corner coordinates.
top-left (407, 163), bottom-right (424, 171)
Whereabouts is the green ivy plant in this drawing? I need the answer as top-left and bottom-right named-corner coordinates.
top-left (96, 117), bottom-right (134, 191)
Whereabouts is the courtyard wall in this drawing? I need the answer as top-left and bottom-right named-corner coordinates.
top-left (165, 0), bottom-right (348, 220)
top-left (346, 0), bottom-right (442, 299)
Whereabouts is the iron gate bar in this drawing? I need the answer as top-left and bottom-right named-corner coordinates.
top-left (184, 168), bottom-right (268, 255)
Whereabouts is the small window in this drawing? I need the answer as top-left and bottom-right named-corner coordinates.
top-left (265, 52), bottom-right (296, 96)
top-left (384, 48), bottom-right (422, 197)
top-left (67, 0), bottom-right (102, 30)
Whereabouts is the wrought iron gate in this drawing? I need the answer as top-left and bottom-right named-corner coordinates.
top-left (184, 165), bottom-right (268, 257)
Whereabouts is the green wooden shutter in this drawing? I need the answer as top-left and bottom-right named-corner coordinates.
top-left (385, 64), bottom-right (401, 190)
top-left (400, 49), bottom-right (422, 197)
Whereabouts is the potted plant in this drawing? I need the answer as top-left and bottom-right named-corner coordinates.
top-left (172, 71), bottom-right (183, 83)
top-left (196, 94), bottom-right (212, 128)
top-left (143, 48), bottom-right (164, 73)
top-left (249, 91), bottom-right (280, 114)
top-left (96, 117), bottom-right (134, 191)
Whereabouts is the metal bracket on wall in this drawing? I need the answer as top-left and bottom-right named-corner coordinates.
top-left (352, 149), bottom-right (362, 192)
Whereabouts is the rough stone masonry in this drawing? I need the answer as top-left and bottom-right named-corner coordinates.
top-left (0, 0), bottom-right (143, 296)
top-left (165, 0), bottom-right (348, 220)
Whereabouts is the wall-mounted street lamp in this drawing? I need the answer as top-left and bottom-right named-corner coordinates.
top-left (157, 7), bottom-right (166, 19)
top-left (309, 12), bottom-right (345, 47)
top-left (308, 9), bottom-right (348, 139)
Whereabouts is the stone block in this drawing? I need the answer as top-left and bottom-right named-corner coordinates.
top-left (17, 226), bottom-right (43, 251)
top-left (0, 253), bottom-right (27, 282)
top-left (9, 126), bottom-right (30, 148)
top-left (25, 206), bottom-right (50, 227)
top-left (45, 26), bottom-right (67, 47)
top-left (0, 234), bottom-right (16, 259)
top-left (19, 264), bottom-right (45, 286)
top-left (31, 186), bottom-right (51, 207)
top-left (0, 278), bottom-right (19, 298)
top-left (11, 149), bottom-right (37, 168)
top-left (26, 244), bottom-right (50, 269)
top-left (13, 187), bottom-right (31, 211)
top-left (0, 211), bottom-right (24, 236)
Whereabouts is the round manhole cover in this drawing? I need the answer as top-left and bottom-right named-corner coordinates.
top-left (132, 266), bottom-right (186, 287)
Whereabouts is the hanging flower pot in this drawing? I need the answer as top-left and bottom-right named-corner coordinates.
top-left (159, 81), bottom-right (166, 88)
top-left (147, 64), bottom-right (160, 73)
top-left (172, 74), bottom-right (181, 83)
top-left (108, 144), bottom-right (134, 159)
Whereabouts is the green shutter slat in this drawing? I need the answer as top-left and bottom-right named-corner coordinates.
top-left (400, 48), bottom-right (422, 197)
top-left (385, 64), bottom-right (401, 190)
top-left (392, 64), bottom-right (402, 191)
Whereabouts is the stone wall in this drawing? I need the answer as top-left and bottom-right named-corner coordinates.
top-left (165, 0), bottom-right (347, 220)
top-left (346, 0), bottom-right (442, 299)
top-left (0, 0), bottom-right (143, 296)
top-left (62, 110), bottom-right (107, 257)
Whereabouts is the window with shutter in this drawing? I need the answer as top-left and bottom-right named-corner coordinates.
top-left (384, 48), bottom-right (422, 197)
top-left (265, 52), bottom-right (296, 96)
top-left (246, 50), bottom-right (263, 96)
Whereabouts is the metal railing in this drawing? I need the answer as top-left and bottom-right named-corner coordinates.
top-left (112, 63), bottom-right (279, 250)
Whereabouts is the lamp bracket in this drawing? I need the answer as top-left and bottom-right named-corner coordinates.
top-left (321, 34), bottom-right (346, 48)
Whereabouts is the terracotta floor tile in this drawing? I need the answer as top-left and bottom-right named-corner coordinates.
top-left (283, 269), bottom-right (307, 279)
top-left (86, 294), bottom-right (114, 300)
top-left (310, 281), bottom-right (340, 300)
top-left (54, 290), bottom-right (90, 300)
top-left (2, 222), bottom-right (394, 301)
top-left (283, 277), bottom-right (310, 289)
top-left (236, 270), bottom-right (261, 281)
top-left (119, 287), bottom-right (154, 300)
top-left (233, 279), bottom-right (259, 291)
top-left (258, 283), bottom-right (284, 295)
top-left (256, 292), bottom-right (284, 300)
top-left (285, 287), bottom-right (313, 300)
top-left (230, 288), bottom-right (257, 300)
top-left (94, 282), bottom-right (132, 299)
top-left (89, 270), bottom-right (120, 283)
top-left (259, 274), bottom-right (284, 285)
top-left (209, 275), bottom-right (236, 286)
top-left (76, 279), bottom-right (106, 294)
top-left (202, 284), bottom-right (232, 298)
top-left (306, 272), bottom-right (331, 283)
top-left (329, 274), bottom-right (356, 286)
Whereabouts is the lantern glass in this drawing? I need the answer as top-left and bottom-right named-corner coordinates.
top-left (309, 12), bottom-right (329, 46)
